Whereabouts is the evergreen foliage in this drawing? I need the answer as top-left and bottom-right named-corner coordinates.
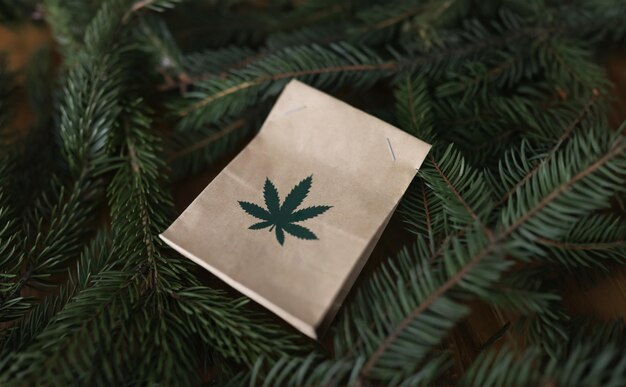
top-left (0, 0), bottom-right (625, 385)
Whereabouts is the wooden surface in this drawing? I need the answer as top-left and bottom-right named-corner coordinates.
top-left (2, 22), bottom-right (626, 361)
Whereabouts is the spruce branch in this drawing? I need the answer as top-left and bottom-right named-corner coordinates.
top-left (108, 102), bottom-right (171, 288)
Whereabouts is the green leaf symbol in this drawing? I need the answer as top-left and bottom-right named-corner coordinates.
top-left (238, 175), bottom-right (331, 246)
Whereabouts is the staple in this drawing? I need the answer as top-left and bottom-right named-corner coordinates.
top-left (386, 137), bottom-right (396, 162)
top-left (283, 105), bottom-right (307, 116)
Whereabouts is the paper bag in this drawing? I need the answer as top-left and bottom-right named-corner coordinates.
top-left (160, 80), bottom-right (431, 339)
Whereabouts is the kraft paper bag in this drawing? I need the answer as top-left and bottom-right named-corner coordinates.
top-left (160, 80), bottom-right (431, 339)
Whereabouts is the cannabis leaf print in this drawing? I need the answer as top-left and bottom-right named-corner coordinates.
top-left (238, 175), bottom-right (331, 245)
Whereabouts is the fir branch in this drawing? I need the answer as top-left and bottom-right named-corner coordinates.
top-left (0, 0), bottom-right (130, 322)
top-left (79, 289), bottom-right (200, 385)
top-left (536, 238), bottom-right (625, 251)
top-left (539, 38), bottom-right (609, 95)
top-left (394, 75), bottom-right (435, 142)
top-left (134, 15), bottom-right (191, 92)
top-left (351, 0), bottom-right (459, 37)
top-left (175, 43), bottom-right (394, 125)
top-left (489, 268), bottom-right (560, 315)
top-left (170, 287), bottom-right (303, 365)
top-left (108, 102), bottom-right (172, 287)
top-left (0, 231), bottom-right (114, 355)
top-left (42, 0), bottom-right (104, 57)
top-left (2, 1), bottom-right (626, 384)
top-left (494, 91), bottom-right (600, 206)
top-left (123, 0), bottom-right (185, 22)
top-left (534, 214), bottom-right (626, 270)
top-left (356, 130), bottom-right (625, 384)
top-left (168, 99), bottom-right (271, 178)
top-left (0, 180), bottom-right (98, 322)
top-left (422, 148), bottom-right (495, 236)
top-left (501, 133), bottom-right (626, 243)
top-left (399, 178), bottom-right (445, 241)
top-left (174, 23), bottom-right (550, 132)
top-left (462, 341), bottom-right (626, 386)
top-left (167, 118), bottom-right (246, 163)
top-left (357, 228), bottom-right (504, 382)
top-left (58, 2), bottom-right (127, 178)
top-left (109, 101), bottom-right (299, 369)
top-left (0, 269), bottom-right (141, 385)
top-left (0, 160), bottom-right (23, 298)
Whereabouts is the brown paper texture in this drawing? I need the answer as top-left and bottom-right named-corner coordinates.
top-left (160, 80), bottom-right (431, 338)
